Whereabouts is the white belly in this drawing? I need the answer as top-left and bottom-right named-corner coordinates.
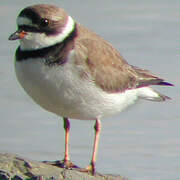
top-left (15, 57), bottom-right (139, 120)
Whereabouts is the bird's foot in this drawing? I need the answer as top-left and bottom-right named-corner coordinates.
top-left (76, 162), bottom-right (96, 175)
top-left (43, 159), bottom-right (79, 169)
top-left (43, 160), bottom-right (96, 175)
top-left (85, 162), bottom-right (96, 175)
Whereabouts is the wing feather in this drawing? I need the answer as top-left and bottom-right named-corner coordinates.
top-left (74, 24), bottom-right (173, 93)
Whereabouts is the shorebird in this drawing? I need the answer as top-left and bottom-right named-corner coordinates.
top-left (9, 4), bottom-right (173, 175)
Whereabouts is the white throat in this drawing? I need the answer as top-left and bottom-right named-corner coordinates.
top-left (19, 16), bottom-right (75, 51)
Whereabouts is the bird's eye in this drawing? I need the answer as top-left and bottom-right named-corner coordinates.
top-left (40, 18), bottom-right (49, 27)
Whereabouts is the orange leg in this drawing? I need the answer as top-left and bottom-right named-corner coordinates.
top-left (43, 117), bottom-right (79, 169)
top-left (87, 119), bottom-right (101, 175)
top-left (62, 117), bottom-right (79, 169)
top-left (63, 117), bottom-right (70, 164)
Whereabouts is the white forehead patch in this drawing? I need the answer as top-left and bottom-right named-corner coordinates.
top-left (17, 16), bottom-right (34, 26)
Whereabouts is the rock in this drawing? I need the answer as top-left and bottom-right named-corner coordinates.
top-left (0, 153), bottom-right (128, 180)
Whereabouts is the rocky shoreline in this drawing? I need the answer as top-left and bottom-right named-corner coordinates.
top-left (0, 153), bottom-right (128, 180)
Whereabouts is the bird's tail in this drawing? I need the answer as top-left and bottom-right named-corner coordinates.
top-left (137, 87), bottom-right (171, 102)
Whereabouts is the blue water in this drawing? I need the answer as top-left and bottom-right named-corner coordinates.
top-left (0, 1), bottom-right (179, 180)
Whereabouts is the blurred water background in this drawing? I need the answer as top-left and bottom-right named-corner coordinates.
top-left (0, 0), bottom-right (179, 180)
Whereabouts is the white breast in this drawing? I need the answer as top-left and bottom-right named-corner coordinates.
top-left (15, 51), bottom-right (141, 120)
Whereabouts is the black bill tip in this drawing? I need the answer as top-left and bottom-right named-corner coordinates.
top-left (9, 31), bottom-right (20, 40)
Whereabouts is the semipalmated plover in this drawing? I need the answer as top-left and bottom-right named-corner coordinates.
top-left (9, 4), bottom-right (173, 175)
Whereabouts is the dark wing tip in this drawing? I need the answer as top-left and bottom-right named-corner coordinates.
top-left (157, 81), bottom-right (174, 87)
